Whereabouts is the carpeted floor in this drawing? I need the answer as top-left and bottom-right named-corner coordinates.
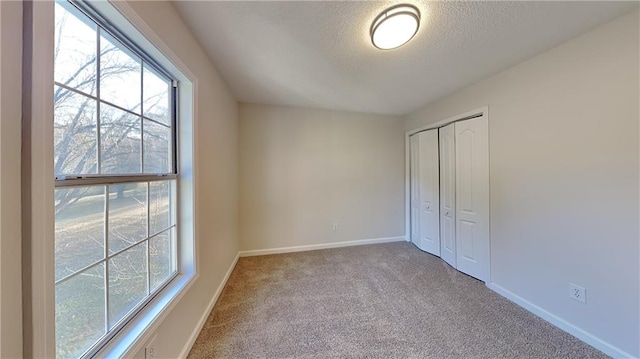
top-left (188, 242), bottom-right (607, 358)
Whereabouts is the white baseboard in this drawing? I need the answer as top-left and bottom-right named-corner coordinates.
top-left (178, 253), bottom-right (240, 358)
top-left (487, 282), bottom-right (636, 359)
top-left (238, 236), bottom-right (406, 257)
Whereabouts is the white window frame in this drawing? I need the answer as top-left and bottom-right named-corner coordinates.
top-left (26, 1), bottom-right (199, 357)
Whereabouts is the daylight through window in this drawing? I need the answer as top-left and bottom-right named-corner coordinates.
top-left (53, 2), bottom-right (178, 358)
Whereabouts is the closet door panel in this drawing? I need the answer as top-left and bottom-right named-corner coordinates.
top-left (455, 116), bottom-right (489, 282)
top-left (439, 124), bottom-right (456, 268)
top-left (410, 134), bottom-right (420, 246)
top-left (418, 130), bottom-right (440, 256)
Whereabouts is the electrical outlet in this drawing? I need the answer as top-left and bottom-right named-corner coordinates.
top-left (332, 222), bottom-right (339, 231)
top-left (145, 335), bottom-right (158, 359)
top-left (569, 283), bottom-right (586, 304)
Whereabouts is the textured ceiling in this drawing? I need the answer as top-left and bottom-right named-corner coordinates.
top-left (172, 1), bottom-right (637, 116)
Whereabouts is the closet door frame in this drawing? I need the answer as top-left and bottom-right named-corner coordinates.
top-left (404, 106), bottom-right (490, 281)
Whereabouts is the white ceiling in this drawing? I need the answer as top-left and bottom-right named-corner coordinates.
top-left (172, 1), bottom-right (638, 116)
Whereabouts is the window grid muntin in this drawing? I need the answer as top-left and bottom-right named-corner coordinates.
top-left (96, 24), bottom-right (102, 178)
top-left (107, 239), bottom-right (147, 329)
top-left (55, 223), bottom-right (177, 287)
top-left (53, 83), bottom-right (171, 131)
top-left (54, 1), bottom-right (180, 358)
top-left (140, 62), bottom-right (145, 174)
top-left (103, 180), bottom-right (110, 335)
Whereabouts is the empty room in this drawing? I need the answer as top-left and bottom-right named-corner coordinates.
top-left (2, 0), bottom-right (639, 358)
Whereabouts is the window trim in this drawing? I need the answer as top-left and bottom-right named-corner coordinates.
top-left (26, 1), bottom-right (199, 357)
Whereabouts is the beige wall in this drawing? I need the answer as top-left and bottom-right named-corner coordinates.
top-left (405, 10), bottom-right (639, 356)
top-left (0, 1), bottom-right (23, 357)
top-left (122, 2), bottom-right (240, 358)
top-left (240, 104), bottom-right (405, 251)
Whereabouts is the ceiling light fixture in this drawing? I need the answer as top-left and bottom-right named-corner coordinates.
top-left (370, 4), bottom-right (420, 50)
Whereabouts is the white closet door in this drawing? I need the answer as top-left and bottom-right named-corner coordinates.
top-left (455, 116), bottom-right (490, 282)
top-left (410, 134), bottom-right (420, 246)
top-left (418, 130), bottom-right (440, 256)
top-left (439, 123), bottom-right (456, 268)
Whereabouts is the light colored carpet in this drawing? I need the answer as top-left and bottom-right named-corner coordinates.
top-left (188, 242), bottom-right (607, 358)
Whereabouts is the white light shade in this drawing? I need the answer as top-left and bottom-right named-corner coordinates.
top-left (370, 4), bottom-right (420, 50)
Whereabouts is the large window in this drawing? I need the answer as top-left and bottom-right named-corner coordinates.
top-left (53, 2), bottom-right (178, 358)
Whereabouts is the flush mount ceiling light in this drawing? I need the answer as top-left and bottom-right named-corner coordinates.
top-left (370, 4), bottom-right (420, 50)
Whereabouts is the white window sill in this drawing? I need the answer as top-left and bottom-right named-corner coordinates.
top-left (95, 270), bottom-right (198, 358)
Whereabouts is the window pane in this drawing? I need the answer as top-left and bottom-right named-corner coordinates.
top-left (149, 181), bottom-right (170, 235)
top-left (143, 120), bottom-right (171, 174)
top-left (100, 32), bottom-right (141, 111)
top-left (55, 186), bottom-right (105, 281)
top-left (55, 264), bottom-right (105, 359)
top-left (54, 86), bottom-right (98, 176)
top-left (143, 64), bottom-right (170, 125)
top-left (100, 103), bottom-right (141, 174)
top-left (54, 3), bottom-right (97, 96)
top-left (150, 230), bottom-right (173, 291)
top-left (108, 243), bottom-right (148, 328)
top-left (108, 182), bottom-right (147, 254)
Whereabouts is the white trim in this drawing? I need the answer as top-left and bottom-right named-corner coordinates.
top-left (404, 130), bottom-right (412, 243)
top-left (404, 106), bottom-right (489, 263)
top-left (27, 2), bottom-right (56, 357)
top-left (238, 236), bottom-right (406, 257)
top-left (178, 253), bottom-right (240, 359)
top-left (108, 1), bottom-right (197, 82)
top-left (405, 106), bottom-right (489, 137)
top-left (487, 282), bottom-right (635, 359)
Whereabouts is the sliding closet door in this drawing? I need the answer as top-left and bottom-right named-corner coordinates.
top-left (455, 116), bottom-right (490, 282)
top-left (418, 130), bottom-right (440, 256)
top-left (439, 124), bottom-right (456, 267)
top-left (410, 134), bottom-right (420, 246)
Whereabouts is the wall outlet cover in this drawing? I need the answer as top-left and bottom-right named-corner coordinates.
top-left (145, 334), bottom-right (158, 359)
top-left (569, 283), bottom-right (586, 304)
